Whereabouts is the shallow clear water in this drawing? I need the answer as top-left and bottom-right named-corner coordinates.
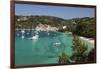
top-left (15, 30), bottom-right (93, 66)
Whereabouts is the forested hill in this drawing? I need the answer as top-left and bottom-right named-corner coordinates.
top-left (15, 15), bottom-right (67, 29)
top-left (15, 15), bottom-right (95, 38)
top-left (71, 17), bottom-right (95, 38)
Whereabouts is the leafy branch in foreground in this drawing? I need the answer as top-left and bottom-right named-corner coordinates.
top-left (70, 35), bottom-right (88, 63)
top-left (57, 35), bottom-right (95, 64)
top-left (58, 52), bottom-right (70, 64)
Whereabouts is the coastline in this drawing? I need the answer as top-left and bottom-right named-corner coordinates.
top-left (79, 36), bottom-right (94, 45)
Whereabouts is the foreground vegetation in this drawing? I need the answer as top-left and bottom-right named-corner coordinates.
top-left (58, 35), bottom-right (95, 64)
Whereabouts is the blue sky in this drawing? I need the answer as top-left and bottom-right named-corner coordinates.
top-left (15, 4), bottom-right (95, 19)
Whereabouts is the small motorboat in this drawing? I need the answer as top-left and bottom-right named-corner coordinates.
top-left (21, 30), bottom-right (25, 34)
top-left (53, 42), bottom-right (61, 47)
top-left (28, 35), bottom-right (39, 40)
top-left (55, 42), bottom-right (61, 45)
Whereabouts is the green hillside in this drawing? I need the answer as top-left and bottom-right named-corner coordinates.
top-left (15, 15), bottom-right (95, 38)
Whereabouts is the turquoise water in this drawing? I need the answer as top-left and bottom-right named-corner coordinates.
top-left (15, 30), bottom-right (93, 66)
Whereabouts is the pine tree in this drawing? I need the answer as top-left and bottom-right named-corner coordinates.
top-left (71, 35), bottom-right (88, 63)
top-left (58, 52), bottom-right (70, 64)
